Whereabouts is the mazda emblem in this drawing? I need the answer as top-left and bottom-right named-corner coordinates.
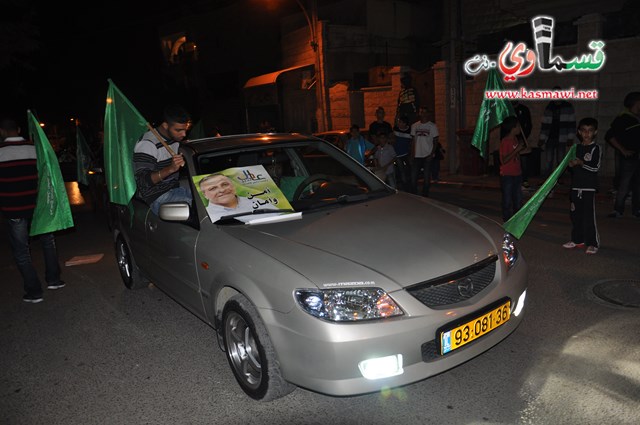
top-left (457, 277), bottom-right (474, 297)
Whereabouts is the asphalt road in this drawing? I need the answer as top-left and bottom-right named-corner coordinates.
top-left (1, 183), bottom-right (639, 425)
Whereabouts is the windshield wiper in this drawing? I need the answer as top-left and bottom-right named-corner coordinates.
top-left (216, 209), bottom-right (296, 224)
top-left (306, 193), bottom-right (371, 210)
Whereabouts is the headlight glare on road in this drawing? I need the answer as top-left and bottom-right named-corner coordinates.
top-left (295, 288), bottom-right (403, 321)
top-left (502, 233), bottom-right (519, 270)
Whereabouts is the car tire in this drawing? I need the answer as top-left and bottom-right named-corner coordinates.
top-left (115, 235), bottom-right (148, 290)
top-left (222, 294), bottom-right (295, 401)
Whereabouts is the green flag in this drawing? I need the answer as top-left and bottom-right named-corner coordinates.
top-left (503, 144), bottom-right (577, 239)
top-left (103, 79), bottom-right (148, 205)
top-left (471, 69), bottom-right (516, 158)
top-left (27, 110), bottom-right (74, 236)
top-left (76, 125), bottom-right (92, 186)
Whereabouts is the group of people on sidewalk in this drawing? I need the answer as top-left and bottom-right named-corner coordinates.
top-left (344, 105), bottom-right (444, 197)
top-left (498, 90), bottom-right (640, 256)
top-left (2, 86), bottom-right (639, 303)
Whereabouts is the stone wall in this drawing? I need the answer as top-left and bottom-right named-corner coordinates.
top-left (329, 82), bottom-right (351, 130)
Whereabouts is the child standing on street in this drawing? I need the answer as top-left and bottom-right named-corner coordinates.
top-left (374, 131), bottom-right (397, 188)
top-left (499, 116), bottom-right (525, 222)
top-left (563, 117), bottom-right (602, 254)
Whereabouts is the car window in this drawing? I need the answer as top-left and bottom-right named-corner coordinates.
top-left (195, 140), bottom-right (391, 213)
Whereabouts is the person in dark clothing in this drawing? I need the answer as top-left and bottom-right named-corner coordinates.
top-left (563, 117), bottom-right (602, 254)
top-left (538, 89), bottom-right (576, 177)
top-left (368, 107), bottom-right (393, 143)
top-left (396, 73), bottom-right (419, 125)
top-left (0, 117), bottom-right (65, 303)
top-left (605, 91), bottom-right (640, 218)
top-left (512, 100), bottom-right (533, 187)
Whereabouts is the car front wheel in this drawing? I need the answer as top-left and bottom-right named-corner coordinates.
top-left (222, 294), bottom-right (295, 401)
top-left (115, 235), bottom-right (148, 290)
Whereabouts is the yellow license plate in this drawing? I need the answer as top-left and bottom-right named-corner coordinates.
top-left (440, 301), bottom-right (511, 355)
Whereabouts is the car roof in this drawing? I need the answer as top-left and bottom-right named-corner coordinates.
top-left (314, 128), bottom-right (368, 136)
top-left (184, 133), bottom-right (323, 155)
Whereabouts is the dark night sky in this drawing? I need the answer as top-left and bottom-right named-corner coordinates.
top-left (2, 0), bottom-right (242, 133)
top-left (3, 0), bottom-right (336, 135)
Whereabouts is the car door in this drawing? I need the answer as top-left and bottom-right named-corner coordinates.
top-left (143, 177), bottom-right (205, 318)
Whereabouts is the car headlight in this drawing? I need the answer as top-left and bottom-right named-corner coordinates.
top-left (294, 288), bottom-right (404, 321)
top-left (502, 233), bottom-right (519, 270)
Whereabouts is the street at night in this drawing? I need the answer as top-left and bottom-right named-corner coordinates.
top-left (2, 1), bottom-right (640, 424)
top-left (1, 182), bottom-right (638, 424)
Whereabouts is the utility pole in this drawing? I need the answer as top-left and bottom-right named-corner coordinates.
top-left (295, 0), bottom-right (327, 132)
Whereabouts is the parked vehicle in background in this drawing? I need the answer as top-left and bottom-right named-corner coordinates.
top-left (313, 129), bottom-right (370, 150)
top-left (111, 133), bottom-right (528, 402)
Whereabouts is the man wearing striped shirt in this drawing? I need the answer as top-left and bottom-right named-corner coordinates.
top-left (133, 105), bottom-right (193, 215)
top-left (0, 117), bottom-right (64, 303)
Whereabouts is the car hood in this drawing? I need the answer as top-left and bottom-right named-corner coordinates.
top-left (222, 193), bottom-right (501, 290)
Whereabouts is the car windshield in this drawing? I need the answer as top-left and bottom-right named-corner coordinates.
top-left (194, 139), bottom-right (393, 218)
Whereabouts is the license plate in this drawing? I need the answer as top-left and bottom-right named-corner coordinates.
top-left (440, 300), bottom-right (511, 355)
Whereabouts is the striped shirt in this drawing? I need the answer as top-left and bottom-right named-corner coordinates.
top-left (0, 137), bottom-right (38, 218)
top-left (539, 101), bottom-right (576, 146)
top-left (133, 129), bottom-right (180, 204)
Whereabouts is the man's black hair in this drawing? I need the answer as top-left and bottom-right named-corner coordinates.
top-left (163, 104), bottom-right (190, 125)
top-left (623, 92), bottom-right (640, 109)
top-left (578, 117), bottom-right (598, 130)
top-left (350, 124), bottom-right (360, 131)
top-left (500, 115), bottom-right (519, 139)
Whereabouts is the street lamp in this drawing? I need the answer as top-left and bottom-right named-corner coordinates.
top-left (293, 0), bottom-right (317, 51)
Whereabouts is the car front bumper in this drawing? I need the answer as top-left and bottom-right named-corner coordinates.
top-left (260, 260), bottom-right (528, 396)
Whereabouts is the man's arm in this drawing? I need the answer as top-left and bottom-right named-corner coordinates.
top-left (500, 139), bottom-right (524, 164)
top-left (429, 136), bottom-right (439, 157)
top-left (605, 118), bottom-right (635, 158)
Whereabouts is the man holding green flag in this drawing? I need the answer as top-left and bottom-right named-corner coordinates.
top-left (471, 68), bottom-right (516, 158)
top-left (469, 69), bottom-right (576, 239)
top-left (0, 115), bottom-right (68, 303)
top-left (103, 79), bottom-right (149, 206)
top-left (504, 144), bottom-right (577, 239)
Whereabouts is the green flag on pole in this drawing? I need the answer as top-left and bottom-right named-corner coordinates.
top-left (27, 110), bottom-right (74, 236)
top-left (503, 144), bottom-right (577, 239)
top-left (76, 125), bottom-right (92, 186)
top-left (103, 79), bottom-right (148, 205)
top-left (471, 69), bottom-right (516, 158)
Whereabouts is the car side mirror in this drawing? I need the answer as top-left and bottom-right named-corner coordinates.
top-left (159, 203), bottom-right (191, 222)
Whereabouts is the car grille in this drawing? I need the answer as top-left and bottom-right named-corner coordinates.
top-left (406, 255), bottom-right (498, 307)
top-left (421, 340), bottom-right (439, 361)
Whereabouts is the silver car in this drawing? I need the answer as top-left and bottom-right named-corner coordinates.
top-left (112, 133), bottom-right (527, 401)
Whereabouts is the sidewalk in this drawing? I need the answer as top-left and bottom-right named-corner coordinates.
top-left (434, 171), bottom-right (616, 204)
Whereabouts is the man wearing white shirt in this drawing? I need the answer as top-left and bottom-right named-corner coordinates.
top-left (410, 107), bottom-right (439, 197)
